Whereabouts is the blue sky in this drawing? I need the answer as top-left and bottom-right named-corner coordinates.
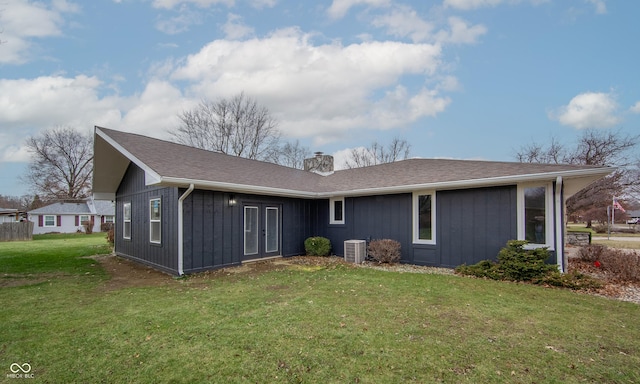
top-left (1, 0), bottom-right (638, 197)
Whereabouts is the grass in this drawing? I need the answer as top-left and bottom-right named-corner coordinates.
top-left (0, 232), bottom-right (112, 275)
top-left (1, 236), bottom-right (640, 383)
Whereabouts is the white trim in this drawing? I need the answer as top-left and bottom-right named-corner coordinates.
top-left (412, 190), bottom-right (436, 245)
top-left (177, 184), bottom-right (194, 276)
top-left (329, 197), bottom-right (345, 225)
top-left (265, 206), bottom-right (279, 253)
top-left (123, 202), bottom-right (131, 240)
top-left (517, 182), bottom-right (554, 250)
top-left (244, 206), bottom-right (259, 256)
top-left (43, 215), bottom-right (56, 227)
top-left (158, 167), bottom-right (612, 200)
top-left (95, 127), bottom-right (162, 187)
top-left (149, 198), bottom-right (161, 244)
top-left (555, 176), bottom-right (565, 272)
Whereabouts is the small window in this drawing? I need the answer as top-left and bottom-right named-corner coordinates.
top-left (518, 183), bottom-right (552, 248)
top-left (330, 197), bottom-right (345, 225)
top-left (44, 215), bottom-right (56, 227)
top-left (413, 191), bottom-right (436, 244)
top-left (104, 216), bottom-right (114, 223)
top-left (80, 215), bottom-right (90, 224)
top-left (150, 198), bottom-right (161, 244)
top-left (123, 202), bottom-right (131, 240)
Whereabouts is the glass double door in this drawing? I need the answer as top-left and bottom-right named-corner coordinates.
top-left (243, 204), bottom-right (280, 260)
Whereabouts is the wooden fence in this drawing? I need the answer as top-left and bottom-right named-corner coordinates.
top-left (0, 221), bottom-right (34, 242)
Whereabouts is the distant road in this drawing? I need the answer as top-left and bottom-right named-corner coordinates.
top-left (594, 236), bottom-right (640, 242)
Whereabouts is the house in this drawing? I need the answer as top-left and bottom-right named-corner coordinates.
top-left (0, 208), bottom-right (19, 223)
top-left (93, 126), bottom-right (613, 276)
top-left (28, 198), bottom-right (115, 235)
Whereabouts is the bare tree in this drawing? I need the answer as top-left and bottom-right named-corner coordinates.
top-left (24, 126), bottom-right (93, 200)
top-left (171, 92), bottom-right (280, 161)
top-left (343, 137), bottom-right (411, 169)
top-left (515, 129), bottom-right (639, 226)
top-left (266, 140), bottom-right (311, 169)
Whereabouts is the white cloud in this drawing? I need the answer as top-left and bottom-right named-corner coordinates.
top-left (371, 5), bottom-right (434, 43)
top-left (586, 0), bottom-right (607, 15)
top-left (436, 16), bottom-right (487, 44)
top-left (551, 92), bottom-right (621, 129)
top-left (151, 0), bottom-right (234, 10)
top-left (0, 0), bottom-right (79, 64)
top-left (170, 28), bottom-right (447, 143)
top-left (156, 8), bottom-right (203, 34)
top-left (630, 101), bottom-right (640, 114)
top-left (222, 13), bottom-right (255, 40)
top-left (327, 0), bottom-right (390, 19)
top-left (442, 0), bottom-right (548, 10)
top-left (443, 0), bottom-right (506, 10)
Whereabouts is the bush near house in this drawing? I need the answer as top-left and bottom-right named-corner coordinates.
top-left (304, 236), bottom-right (331, 256)
top-left (82, 221), bottom-right (93, 234)
top-left (367, 239), bottom-right (401, 264)
top-left (577, 244), bottom-right (640, 283)
top-left (456, 240), bottom-right (601, 290)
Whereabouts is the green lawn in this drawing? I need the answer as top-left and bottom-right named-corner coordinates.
top-left (1, 235), bottom-right (639, 383)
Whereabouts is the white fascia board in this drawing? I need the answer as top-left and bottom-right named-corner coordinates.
top-left (159, 177), bottom-right (319, 198)
top-left (327, 168), bottom-right (614, 198)
top-left (95, 127), bottom-right (162, 187)
top-left (151, 165), bottom-right (613, 200)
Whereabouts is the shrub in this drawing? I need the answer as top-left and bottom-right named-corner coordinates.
top-left (82, 221), bottom-right (93, 235)
top-left (495, 240), bottom-right (556, 281)
top-left (304, 237), bottom-right (331, 256)
top-left (106, 228), bottom-right (115, 246)
top-left (456, 240), bottom-right (595, 290)
top-left (577, 244), bottom-right (607, 263)
top-left (101, 222), bottom-right (114, 232)
top-left (534, 271), bottom-right (601, 290)
top-left (367, 239), bottom-right (401, 264)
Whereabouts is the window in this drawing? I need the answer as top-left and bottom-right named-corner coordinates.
top-left (150, 198), bottom-right (161, 244)
top-left (244, 206), bottom-right (258, 255)
top-left (44, 215), bottom-right (56, 227)
top-left (123, 202), bottom-right (131, 240)
top-left (413, 191), bottom-right (436, 244)
top-left (80, 215), bottom-right (90, 224)
top-left (330, 197), bottom-right (345, 225)
top-left (104, 216), bottom-right (114, 223)
top-left (518, 183), bottom-right (552, 248)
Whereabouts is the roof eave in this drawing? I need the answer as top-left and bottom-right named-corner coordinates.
top-left (323, 167), bottom-right (615, 198)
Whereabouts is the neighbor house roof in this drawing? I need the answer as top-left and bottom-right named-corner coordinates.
top-left (0, 208), bottom-right (18, 215)
top-left (93, 126), bottom-right (614, 200)
top-left (28, 198), bottom-right (115, 216)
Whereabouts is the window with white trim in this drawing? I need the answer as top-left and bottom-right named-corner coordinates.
top-left (413, 191), bottom-right (436, 244)
top-left (518, 183), bottom-right (553, 248)
top-left (330, 197), bottom-right (345, 225)
top-left (44, 215), bottom-right (56, 227)
top-left (80, 215), bottom-right (90, 224)
top-left (150, 198), bottom-right (161, 244)
top-left (104, 216), bottom-right (115, 223)
top-left (123, 202), bottom-right (131, 240)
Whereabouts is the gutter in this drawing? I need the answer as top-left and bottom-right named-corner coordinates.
top-left (555, 176), bottom-right (565, 273)
top-left (159, 167), bottom-right (613, 200)
top-left (177, 184), bottom-right (195, 276)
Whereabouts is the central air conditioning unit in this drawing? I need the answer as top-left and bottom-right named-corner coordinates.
top-left (344, 240), bottom-right (366, 264)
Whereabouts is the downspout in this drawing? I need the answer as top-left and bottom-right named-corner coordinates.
top-left (555, 176), bottom-right (565, 272)
top-left (178, 184), bottom-right (195, 276)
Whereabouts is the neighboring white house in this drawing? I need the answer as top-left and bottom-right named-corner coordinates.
top-left (0, 208), bottom-right (19, 223)
top-left (28, 198), bottom-right (115, 235)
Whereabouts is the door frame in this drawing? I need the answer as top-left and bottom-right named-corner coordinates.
top-left (242, 202), bottom-right (282, 261)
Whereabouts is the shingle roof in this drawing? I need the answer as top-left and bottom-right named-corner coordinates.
top-left (28, 202), bottom-right (92, 215)
top-left (95, 127), bottom-right (613, 198)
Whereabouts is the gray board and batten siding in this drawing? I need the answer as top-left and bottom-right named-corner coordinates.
top-left (114, 161), bottom-right (556, 274)
top-left (319, 185), bottom-right (525, 268)
top-left (115, 163), bottom-right (324, 275)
